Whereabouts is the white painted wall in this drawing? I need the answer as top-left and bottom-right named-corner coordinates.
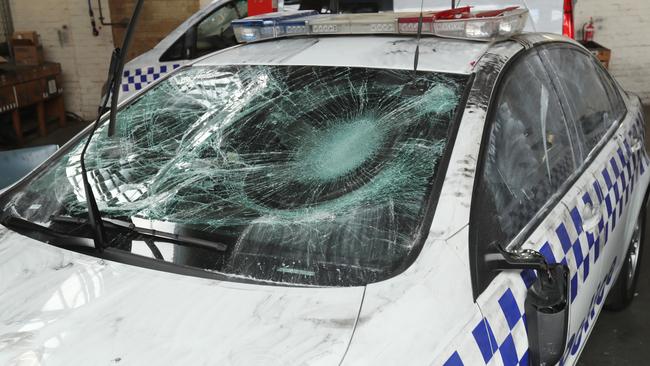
top-left (10, 0), bottom-right (115, 120)
top-left (575, 0), bottom-right (650, 103)
top-left (200, 0), bottom-right (214, 9)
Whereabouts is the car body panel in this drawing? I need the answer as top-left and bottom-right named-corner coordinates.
top-left (341, 40), bottom-right (525, 366)
top-left (195, 36), bottom-right (491, 74)
top-left (433, 39), bottom-right (650, 366)
top-left (0, 228), bottom-right (364, 366)
top-left (2, 32), bottom-right (647, 366)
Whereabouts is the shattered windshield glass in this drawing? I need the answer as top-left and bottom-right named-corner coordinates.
top-left (1, 65), bottom-right (468, 286)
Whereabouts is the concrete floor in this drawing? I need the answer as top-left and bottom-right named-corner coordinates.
top-left (578, 105), bottom-right (650, 365)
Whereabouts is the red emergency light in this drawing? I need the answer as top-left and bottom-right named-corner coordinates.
top-left (248, 0), bottom-right (278, 17)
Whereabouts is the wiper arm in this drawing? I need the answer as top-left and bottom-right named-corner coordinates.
top-left (108, 0), bottom-right (144, 136)
top-left (79, 0), bottom-right (145, 253)
top-left (50, 215), bottom-right (228, 252)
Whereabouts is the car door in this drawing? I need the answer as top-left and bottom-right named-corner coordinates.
top-left (121, 0), bottom-right (247, 99)
top-left (470, 49), bottom-right (603, 366)
top-left (542, 44), bottom-right (649, 257)
top-left (538, 44), bottom-right (650, 362)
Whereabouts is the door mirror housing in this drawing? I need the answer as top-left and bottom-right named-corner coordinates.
top-left (476, 243), bottom-right (570, 366)
top-left (525, 264), bottom-right (569, 366)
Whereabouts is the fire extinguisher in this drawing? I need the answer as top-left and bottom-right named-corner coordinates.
top-left (583, 18), bottom-right (595, 43)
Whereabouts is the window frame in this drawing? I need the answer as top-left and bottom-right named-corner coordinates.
top-left (159, 0), bottom-right (244, 63)
top-left (469, 42), bottom-right (628, 298)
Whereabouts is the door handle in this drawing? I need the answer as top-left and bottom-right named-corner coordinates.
top-left (631, 138), bottom-right (644, 153)
top-left (582, 200), bottom-right (602, 233)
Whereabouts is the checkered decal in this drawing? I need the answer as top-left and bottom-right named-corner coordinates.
top-left (440, 131), bottom-right (648, 366)
top-left (121, 64), bottom-right (181, 93)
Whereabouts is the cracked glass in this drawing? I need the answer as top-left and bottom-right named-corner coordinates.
top-left (1, 65), bottom-right (468, 286)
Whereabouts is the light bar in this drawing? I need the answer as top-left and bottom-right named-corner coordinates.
top-left (309, 14), bottom-right (399, 35)
top-left (233, 7), bottom-right (529, 44)
top-left (233, 10), bottom-right (318, 42)
top-left (397, 7), bottom-right (471, 34)
top-left (398, 15), bottom-right (433, 34)
top-left (432, 8), bottom-right (528, 40)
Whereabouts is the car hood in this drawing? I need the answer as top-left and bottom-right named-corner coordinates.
top-left (0, 227), bottom-right (364, 366)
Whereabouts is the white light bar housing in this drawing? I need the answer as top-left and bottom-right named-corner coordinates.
top-left (233, 7), bottom-right (529, 44)
top-left (309, 14), bottom-right (399, 34)
top-left (433, 9), bottom-right (529, 40)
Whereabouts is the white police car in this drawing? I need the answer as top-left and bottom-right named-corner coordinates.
top-left (0, 8), bottom-right (647, 366)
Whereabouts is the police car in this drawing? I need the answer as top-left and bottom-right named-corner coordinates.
top-left (0, 7), bottom-right (647, 366)
top-left (119, 0), bottom-right (574, 102)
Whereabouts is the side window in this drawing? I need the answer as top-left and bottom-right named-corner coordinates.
top-left (160, 37), bottom-right (185, 62)
top-left (541, 47), bottom-right (627, 159)
top-left (159, 0), bottom-right (247, 62)
top-left (477, 53), bottom-right (578, 244)
top-left (195, 0), bottom-right (247, 57)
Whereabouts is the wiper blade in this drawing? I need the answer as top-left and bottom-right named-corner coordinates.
top-left (2, 215), bottom-right (96, 251)
top-left (50, 215), bottom-right (228, 252)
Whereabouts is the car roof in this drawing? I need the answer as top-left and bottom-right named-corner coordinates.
top-left (193, 33), bottom-right (580, 75)
top-left (194, 36), bottom-right (495, 75)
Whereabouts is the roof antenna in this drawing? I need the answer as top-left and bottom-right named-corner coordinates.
top-left (78, 0), bottom-right (145, 252)
top-left (402, 0), bottom-right (427, 96)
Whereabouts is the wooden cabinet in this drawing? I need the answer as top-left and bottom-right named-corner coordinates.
top-left (0, 63), bottom-right (65, 144)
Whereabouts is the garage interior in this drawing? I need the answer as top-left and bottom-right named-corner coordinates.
top-left (0, 1), bottom-right (648, 365)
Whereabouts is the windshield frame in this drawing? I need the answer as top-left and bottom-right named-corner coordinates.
top-left (0, 65), bottom-right (475, 288)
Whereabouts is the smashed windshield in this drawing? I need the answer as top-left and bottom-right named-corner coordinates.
top-left (1, 65), bottom-right (468, 286)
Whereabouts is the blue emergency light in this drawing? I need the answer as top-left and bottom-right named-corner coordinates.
top-left (232, 10), bottom-right (319, 42)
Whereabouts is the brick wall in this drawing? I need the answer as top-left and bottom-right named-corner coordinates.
top-left (576, 1), bottom-right (650, 104)
top-left (108, 0), bottom-right (199, 61)
top-left (10, 0), bottom-right (116, 120)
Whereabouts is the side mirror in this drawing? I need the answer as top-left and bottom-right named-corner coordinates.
top-left (480, 244), bottom-right (569, 366)
top-left (525, 264), bottom-right (569, 366)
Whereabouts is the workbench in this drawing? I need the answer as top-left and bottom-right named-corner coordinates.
top-left (0, 62), bottom-right (65, 145)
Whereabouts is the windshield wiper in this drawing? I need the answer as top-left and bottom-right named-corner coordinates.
top-left (2, 215), bottom-right (96, 251)
top-left (50, 215), bottom-right (228, 252)
top-left (79, 0), bottom-right (145, 252)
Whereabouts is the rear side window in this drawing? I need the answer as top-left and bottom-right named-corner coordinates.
top-left (541, 47), bottom-right (626, 159)
top-left (476, 52), bottom-right (577, 245)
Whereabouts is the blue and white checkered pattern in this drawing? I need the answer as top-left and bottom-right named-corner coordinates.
top-left (121, 64), bottom-right (181, 93)
top-left (441, 131), bottom-right (648, 366)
